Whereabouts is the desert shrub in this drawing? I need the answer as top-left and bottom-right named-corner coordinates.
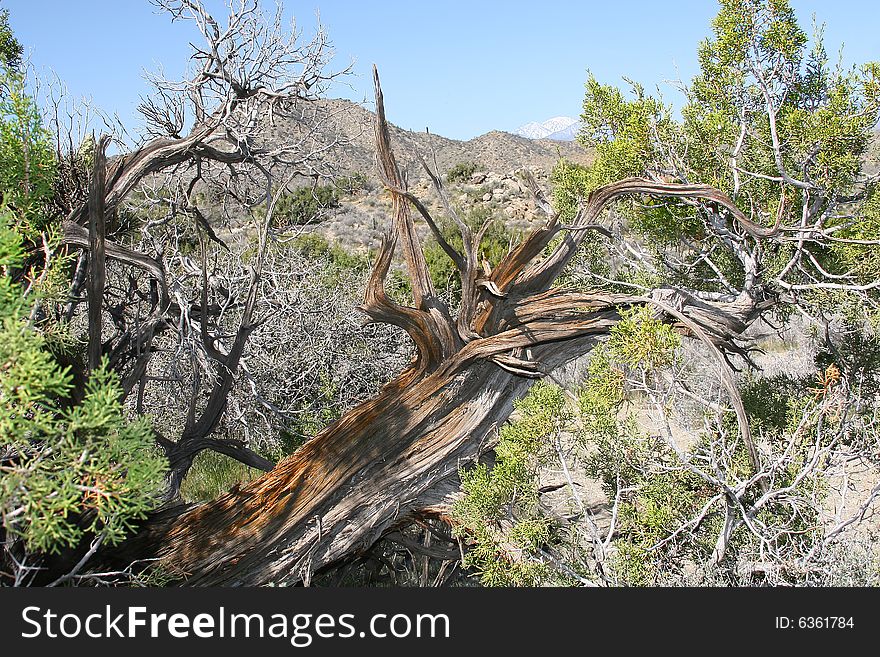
top-left (739, 372), bottom-right (810, 435)
top-left (574, 306), bottom-right (859, 585)
top-left (0, 211), bottom-right (166, 559)
top-left (0, 67), bottom-right (55, 232)
top-left (289, 232), bottom-right (373, 279)
top-left (453, 382), bottom-right (568, 586)
top-left (446, 161), bottom-right (478, 184)
top-left (400, 206), bottom-right (521, 303)
top-left (333, 172), bottom-right (372, 195)
top-left (0, 69), bottom-right (167, 573)
top-left (273, 184), bottom-right (339, 226)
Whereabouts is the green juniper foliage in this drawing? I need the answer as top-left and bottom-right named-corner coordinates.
top-left (272, 184), bottom-right (339, 227)
top-left (0, 68), bottom-right (56, 234)
top-left (454, 0), bottom-right (880, 586)
top-left (0, 0), bottom-right (876, 588)
top-left (0, 210), bottom-right (166, 555)
top-left (453, 382), bottom-right (568, 586)
top-left (552, 0), bottom-right (880, 298)
top-left (0, 9), bottom-right (22, 71)
top-left (0, 63), bottom-right (166, 571)
top-left (576, 306), bottom-right (831, 585)
top-left (578, 306), bottom-right (683, 500)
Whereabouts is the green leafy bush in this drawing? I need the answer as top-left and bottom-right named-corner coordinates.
top-left (0, 212), bottom-right (166, 555)
top-left (0, 66), bottom-right (166, 571)
top-left (289, 232), bottom-right (373, 279)
top-left (407, 206), bottom-right (520, 302)
top-left (0, 67), bottom-right (56, 233)
top-left (453, 382), bottom-right (568, 586)
top-left (333, 172), bottom-right (371, 195)
top-left (0, 10), bottom-right (22, 71)
top-left (446, 161), bottom-right (478, 184)
top-left (273, 184), bottom-right (339, 226)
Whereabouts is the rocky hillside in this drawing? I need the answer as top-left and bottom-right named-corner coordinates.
top-left (258, 98), bottom-right (593, 253)
top-left (263, 98), bottom-right (591, 183)
top-left (316, 166), bottom-right (567, 254)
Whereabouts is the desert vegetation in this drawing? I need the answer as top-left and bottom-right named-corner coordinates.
top-left (1, 0), bottom-right (879, 588)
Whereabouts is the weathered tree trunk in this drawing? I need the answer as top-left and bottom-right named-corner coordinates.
top-left (95, 69), bottom-right (774, 585)
top-left (86, 136), bottom-right (109, 373)
top-left (106, 322), bottom-right (619, 585)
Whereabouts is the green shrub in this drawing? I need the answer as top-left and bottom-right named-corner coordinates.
top-left (575, 305), bottom-right (840, 585)
top-left (0, 211), bottom-right (166, 555)
top-left (417, 206), bottom-right (521, 302)
top-left (333, 172), bottom-right (371, 195)
top-left (289, 232), bottom-right (373, 275)
top-left (0, 67), bottom-right (166, 567)
top-left (0, 10), bottom-right (23, 70)
top-left (446, 161), bottom-right (478, 184)
top-left (273, 184), bottom-right (339, 226)
top-left (453, 382), bottom-right (568, 586)
top-left (0, 67), bottom-right (56, 233)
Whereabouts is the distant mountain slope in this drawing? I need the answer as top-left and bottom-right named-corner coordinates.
top-left (260, 99), bottom-right (590, 183)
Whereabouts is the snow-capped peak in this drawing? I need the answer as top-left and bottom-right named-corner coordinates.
top-left (514, 116), bottom-right (579, 140)
top-left (514, 121), bottom-right (552, 139)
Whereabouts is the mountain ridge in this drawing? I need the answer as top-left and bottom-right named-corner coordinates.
top-left (249, 98), bottom-right (593, 253)
top-left (261, 98), bottom-right (591, 182)
top-left (514, 116), bottom-right (580, 141)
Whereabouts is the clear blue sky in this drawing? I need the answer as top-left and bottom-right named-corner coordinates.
top-left (4, 1), bottom-right (879, 141)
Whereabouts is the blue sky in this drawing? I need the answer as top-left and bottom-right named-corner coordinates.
top-left (4, 1), bottom-right (879, 141)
